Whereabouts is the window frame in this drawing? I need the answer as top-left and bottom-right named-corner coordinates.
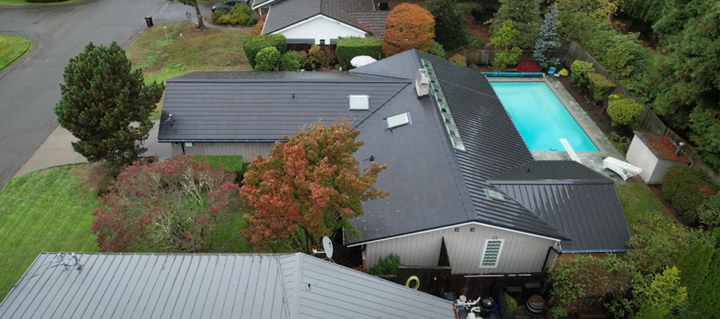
top-left (479, 239), bottom-right (504, 268)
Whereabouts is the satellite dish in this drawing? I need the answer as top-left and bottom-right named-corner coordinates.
top-left (322, 237), bottom-right (333, 259)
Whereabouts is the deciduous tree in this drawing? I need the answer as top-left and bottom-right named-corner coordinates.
top-left (489, 0), bottom-right (542, 49)
top-left (490, 20), bottom-right (522, 71)
top-left (177, 0), bottom-right (205, 28)
top-left (54, 42), bottom-right (163, 174)
top-left (92, 155), bottom-right (239, 252)
top-left (239, 120), bottom-right (388, 253)
top-left (383, 3), bottom-right (435, 56)
top-left (423, 0), bottom-right (469, 50)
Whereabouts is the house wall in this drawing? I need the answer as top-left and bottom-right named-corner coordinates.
top-left (170, 142), bottom-right (274, 161)
top-left (364, 224), bottom-right (558, 275)
top-left (275, 15), bottom-right (365, 45)
top-left (626, 135), bottom-right (659, 184)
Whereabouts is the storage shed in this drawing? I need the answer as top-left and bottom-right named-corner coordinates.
top-left (626, 131), bottom-right (691, 184)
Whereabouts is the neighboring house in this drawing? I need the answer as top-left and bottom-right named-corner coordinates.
top-left (258, 0), bottom-right (388, 45)
top-left (158, 50), bottom-right (631, 275)
top-left (0, 252), bottom-right (456, 319)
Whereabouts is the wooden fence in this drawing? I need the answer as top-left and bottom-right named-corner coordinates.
top-left (447, 49), bottom-right (566, 66)
top-left (561, 41), bottom-right (720, 184)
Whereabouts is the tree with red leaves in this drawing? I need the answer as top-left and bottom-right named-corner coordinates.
top-left (240, 120), bottom-right (388, 253)
top-left (382, 3), bottom-right (435, 57)
top-left (92, 155), bottom-right (239, 252)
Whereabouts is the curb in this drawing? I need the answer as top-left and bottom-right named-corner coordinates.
top-left (0, 37), bottom-right (32, 73)
top-left (0, 0), bottom-right (93, 9)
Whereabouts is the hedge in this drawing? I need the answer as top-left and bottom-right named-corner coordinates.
top-left (662, 165), bottom-right (715, 224)
top-left (607, 94), bottom-right (644, 127)
top-left (254, 47), bottom-right (281, 71)
top-left (242, 34), bottom-right (286, 68)
top-left (570, 60), bottom-right (594, 86)
top-left (587, 72), bottom-right (616, 102)
top-left (336, 37), bottom-right (383, 69)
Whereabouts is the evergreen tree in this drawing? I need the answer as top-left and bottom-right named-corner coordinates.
top-left (423, 0), bottom-right (469, 50)
top-left (697, 249), bottom-right (720, 319)
top-left (634, 266), bottom-right (687, 319)
top-left (489, 0), bottom-right (542, 49)
top-left (533, 3), bottom-right (560, 70)
top-left (54, 42), bottom-right (164, 173)
top-left (677, 240), bottom-right (714, 316)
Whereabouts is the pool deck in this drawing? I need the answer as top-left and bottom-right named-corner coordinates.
top-left (488, 76), bottom-right (626, 183)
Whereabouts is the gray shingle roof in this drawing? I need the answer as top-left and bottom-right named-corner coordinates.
top-left (0, 253), bottom-right (456, 319)
top-left (348, 11), bottom-right (389, 38)
top-left (262, 0), bottom-right (376, 35)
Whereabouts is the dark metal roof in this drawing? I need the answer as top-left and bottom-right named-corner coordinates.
top-left (0, 253), bottom-right (456, 319)
top-left (262, 0), bottom-right (375, 35)
top-left (158, 72), bottom-right (408, 142)
top-left (495, 183), bottom-right (631, 252)
top-left (490, 161), bottom-right (613, 184)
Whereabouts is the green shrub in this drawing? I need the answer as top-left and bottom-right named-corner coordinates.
top-left (699, 193), bottom-right (720, 230)
top-left (368, 253), bottom-right (401, 276)
top-left (242, 35), bottom-right (286, 67)
top-left (587, 72), bottom-right (615, 102)
top-left (427, 41), bottom-right (446, 58)
top-left (212, 4), bottom-right (252, 26)
top-left (336, 37), bottom-right (383, 69)
top-left (26, 0), bottom-right (65, 3)
top-left (505, 293), bottom-right (518, 313)
top-left (280, 51), bottom-right (303, 71)
top-left (254, 47), bottom-right (280, 71)
top-left (662, 166), bottom-right (715, 224)
top-left (448, 54), bottom-right (467, 67)
top-left (607, 131), bottom-right (630, 155)
top-left (570, 60), bottom-right (595, 86)
top-left (689, 109), bottom-right (720, 172)
top-left (607, 95), bottom-right (644, 127)
top-left (306, 44), bottom-right (324, 69)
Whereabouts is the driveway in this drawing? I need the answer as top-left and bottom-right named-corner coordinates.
top-left (0, 0), bottom-right (186, 188)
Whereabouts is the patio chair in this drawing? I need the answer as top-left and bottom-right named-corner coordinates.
top-left (603, 157), bottom-right (643, 181)
top-left (547, 67), bottom-right (556, 75)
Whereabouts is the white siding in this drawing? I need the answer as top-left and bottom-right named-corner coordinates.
top-left (171, 142), bottom-right (274, 161)
top-left (626, 135), bottom-right (660, 183)
top-left (365, 224), bottom-right (558, 274)
top-left (275, 15), bottom-right (366, 45)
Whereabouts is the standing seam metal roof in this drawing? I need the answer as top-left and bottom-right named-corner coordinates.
top-left (0, 253), bottom-right (455, 319)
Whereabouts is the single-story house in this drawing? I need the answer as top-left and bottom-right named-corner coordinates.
top-left (258, 0), bottom-right (388, 45)
top-left (158, 50), bottom-right (631, 275)
top-left (0, 252), bottom-right (456, 319)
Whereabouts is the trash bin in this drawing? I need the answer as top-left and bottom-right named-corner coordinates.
top-left (144, 16), bottom-right (154, 28)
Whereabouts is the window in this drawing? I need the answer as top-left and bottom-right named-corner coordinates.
top-left (479, 239), bottom-right (504, 268)
top-left (387, 112), bottom-right (411, 130)
top-left (348, 95), bottom-right (369, 110)
top-left (320, 39), bottom-right (326, 45)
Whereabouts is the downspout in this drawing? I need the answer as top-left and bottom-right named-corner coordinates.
top-left (541, 246), bottom-right (562, 273)
top-left (180, 142), bottom-right (186, 155)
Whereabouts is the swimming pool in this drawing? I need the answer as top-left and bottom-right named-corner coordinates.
top-left (490, 81), bottom-right (599, 152)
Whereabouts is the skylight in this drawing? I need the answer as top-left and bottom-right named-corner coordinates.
top-left (387, 112), bottom-right (410, 130)
top-left (487, 189), bottom-right (505, 201)
top-left (348, 95), bottom-right (369, 111)
top-left (421, 59), bottom-right (465, 151)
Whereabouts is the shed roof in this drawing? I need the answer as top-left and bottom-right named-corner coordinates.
top-left (633, 131), bottom-right (692, 164)
top-left (0, 253), bottom-right (455, 319)
top-left (262, 0), bottom-right (376, 35)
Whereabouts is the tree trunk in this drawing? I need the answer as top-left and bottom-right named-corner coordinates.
top-left (194, 3), bottom-right (205, 28)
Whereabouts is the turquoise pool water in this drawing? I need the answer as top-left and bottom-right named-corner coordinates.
top-left (490, 82), bottom-right (599, 152)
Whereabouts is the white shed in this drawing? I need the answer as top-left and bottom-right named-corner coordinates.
top-left (626, 131), bottom-right (691, 184)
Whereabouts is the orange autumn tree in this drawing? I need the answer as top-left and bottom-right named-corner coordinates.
top-left (239, 120), bottom-right (388, 253)
top-left (382, 3), bottom-right (435, 57)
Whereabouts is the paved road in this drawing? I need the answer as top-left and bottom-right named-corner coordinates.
top-left (0, 0), bottom-right (174, 188)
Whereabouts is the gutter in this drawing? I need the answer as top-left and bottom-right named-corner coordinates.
top-left (158, 139), bottom-right (282, 143)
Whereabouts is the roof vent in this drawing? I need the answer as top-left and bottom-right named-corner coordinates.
top-left (487, 189), bottom-right (505, 201)
top-left (348, 95), bottom-right (370, 111)
top-left (387, 112), bottom-right (411, 130)
top-left (415, 68), bottom-right (429, 97)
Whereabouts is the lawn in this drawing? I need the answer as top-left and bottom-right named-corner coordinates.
top-left (0, 0), bottom-right (85, 5)
top-left (616, 183), bottom-right (673, 228)
top-left (125, 21), bottom-right (252, 119)
top-left (0, 34), bottom-right (31, 71)
top-left (195, 155), bottom-right (244, 172)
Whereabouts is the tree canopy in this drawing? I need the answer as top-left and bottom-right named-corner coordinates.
top-left (54, 42), bottom-right (163, 174)
top-left (423, 0), bottom-right (469, 50)
top-left (239, 120), bottom-right (388, 253)
top-left (383, 3), bottom-right (435, 56)
top-left (490, 0), bottom-right (542, 49)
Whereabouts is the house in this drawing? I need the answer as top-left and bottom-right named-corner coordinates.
top-left (626, 131), bottom-right (691, 184)
top-left (0, 252), bottom-right (456, 319)
top-left (158, 50), bottom-right (632, 275)
top-left (256, 0), bottom-right (388, 46)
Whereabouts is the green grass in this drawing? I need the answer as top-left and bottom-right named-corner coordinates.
top-left (617, 183), bottom-right (673, 228)
top-left (0, 34), bottom-right (31, 71)
top-left (0, 0), bottom-right (85, 5)
top-left (0, 164), bottom-right (100, 299)
top-left (195, 156), bottom-right (244, 171)
top-left (126, 21), bottom-right (252, 121)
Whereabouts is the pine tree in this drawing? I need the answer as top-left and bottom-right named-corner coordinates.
top-left (423, 0), bottom-right (469, 50)
top-left (533, 3), bottom-right (560, 70)
top-left (677, 240), bottom-right (714, 316)
top-left (54, 42), bottom-right (164, 173)
top-left (697, 249), bottom-right (720, 319)
top-left (489, 0), bottom-right (542, 49)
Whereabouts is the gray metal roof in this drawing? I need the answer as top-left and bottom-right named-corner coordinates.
top-left (495, 183), bottom-right (631, 252)
top-left (0, 253), bottom-right (455, 319)
top-left (158, 72), bottom-right (409, 142)
top-left (490, 161), bottom-right (613, 183)
top-left (262, 0), bottom-right (376, 35)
